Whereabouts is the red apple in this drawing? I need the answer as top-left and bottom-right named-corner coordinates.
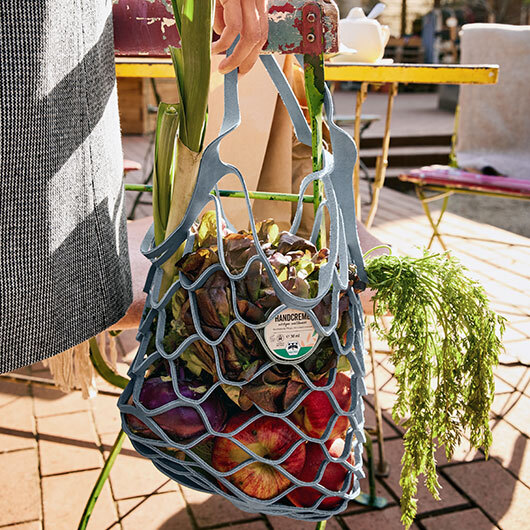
top-left (287, 438), bottom-right (353, 509)
top-left (212, 411), bottom-right (306, 500)
top-left (290, 372), bottom-right (352, 439)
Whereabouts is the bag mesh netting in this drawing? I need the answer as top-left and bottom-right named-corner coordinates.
top-left (118, 55), bottom-right (368, 521)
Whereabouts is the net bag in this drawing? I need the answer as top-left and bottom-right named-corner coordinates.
top-left (118, 55), bottom-right (368, 521)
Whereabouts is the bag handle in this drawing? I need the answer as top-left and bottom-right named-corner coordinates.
top-left (263, 54), bottom-right (366, 281)
top-left (142, 52), bottom-right (366, 282)
top-left (141, 63), bottom-right (241, 263)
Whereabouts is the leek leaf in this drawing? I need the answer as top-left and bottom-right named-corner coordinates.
top-left (152, 103), bottom-right (179, 245)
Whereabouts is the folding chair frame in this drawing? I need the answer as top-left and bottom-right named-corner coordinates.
top-left (413, 182), bottom-right (530, 251)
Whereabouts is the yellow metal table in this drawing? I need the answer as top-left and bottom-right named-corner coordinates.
top-left (115, 58), bottom-right (499, 227)
top-left (325, 62), bottom-right (499, 227)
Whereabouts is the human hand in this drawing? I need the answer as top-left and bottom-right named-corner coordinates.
top-left (212, 0), bottom-right (269, 75)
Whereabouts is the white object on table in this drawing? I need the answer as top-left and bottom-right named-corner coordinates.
top-left (339, 7), bottom-right (390, 64)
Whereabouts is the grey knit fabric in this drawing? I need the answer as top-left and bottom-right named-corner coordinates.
top-left (0, 1), bottom-right (132, 373)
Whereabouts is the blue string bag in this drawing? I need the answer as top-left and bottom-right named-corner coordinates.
top-left (118, 55), bottom-right (368, 521)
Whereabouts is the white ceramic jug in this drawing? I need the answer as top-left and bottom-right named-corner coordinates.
top-left (339, 7), bottom-right (390, 63)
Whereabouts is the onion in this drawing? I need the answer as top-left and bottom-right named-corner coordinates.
top-left (126, 370), bottom-right (227, 441)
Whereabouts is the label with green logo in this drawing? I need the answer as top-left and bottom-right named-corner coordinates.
top-left (263, 309), bottom-right (320, 364)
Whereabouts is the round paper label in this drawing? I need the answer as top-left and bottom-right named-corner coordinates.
top-left (263, 309), bottom-right (319, 363)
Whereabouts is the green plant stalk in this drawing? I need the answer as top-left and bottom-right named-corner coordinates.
top-left (153, 103), bottom-right (180, 245)
top-left (304, 53), bottom-right (326, 250)
top-left (158, 0), bottom-right (213, 297)
top-left (170, 0), bottom-right (212, 153)
top-left (78, 429), bottom-right (126, 529)
top-left (126, 184), bottom-right (316, 203)
top-left (364, 250), bottom-right (505, 528)
top-left (88, 338), bottom-right (128, 389)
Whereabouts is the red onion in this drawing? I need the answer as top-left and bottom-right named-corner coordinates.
top-left (126, 372), bottom-right (227, 441)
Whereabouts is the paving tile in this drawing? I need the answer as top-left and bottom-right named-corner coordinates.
top-left (342, 505), bottom-right (420, 529)
top-left (181, 486), bottom-right (255, 527)
top-left (227, 521), bottom-right (269, 530)
top-left (117, 491), bottom-right (192, 530)
top-left (344, 476), bottom-right (396, 514)
top-left (90, 393), bottom-right (122, 436)
top-left (0, 380), bottom-right (30, 405)
top-left (365, 348), bottom-right (395, 376)
top-left (363, 394), bottom-right (404, 435)
top-left (421, 508), bottom-right (495, 529)
top-left (435, 436), bottom-right (483, 466)
top-left (501, 326), bottom-right (527, 343)
top-left (364, 365), bottom-right (395, 396)
top-left (491, 388), bottom-right (530, 437)
top-left (490, 394), bottom-right (515, 420)
top-left (379, 439), bottom-right (466, 514)
top-left (116, 329), bottom-right (140, 361)
top-left (497, 393), bottom-right (530, 437)
top-left (491, 387), bottom-right (520, 416)
top-left (37, 411), bottom-right (102, 476)
top-left (364, 387), bottom-right (397, 416)
top-left (444, 460), bottom-right (530, 530)
top-left (268, 515), bottom-right (342, 530)
top-left (100, 433), bottom-right (176, 499)
top-left (0, 449), bottom-right (41, 527)
top-left (363, 399), bottom-right (393, 440)
top-left (0, 381), bottom-right (36, 453)
top-left (500, 341), bottom-right (529, 366)
top-left (42, 469), bottom-right (118, 530)
top-left (0, 522), bottom-right (43, 529)
top-left (32, 385), bottom-right (90, 418)
top-left (488, 418), bottom-right (530, 488)
top-left (494, 364), bottom-right (530, 397)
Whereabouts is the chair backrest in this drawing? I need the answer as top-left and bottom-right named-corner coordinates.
top-left (456, 23), bottom-right (530, 178)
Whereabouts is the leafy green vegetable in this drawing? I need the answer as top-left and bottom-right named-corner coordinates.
top-left (365, 250), bottom-right (505, 528)
top-left (165, 213), bottom-right (356, 411)
top-left (195, 210), bottom-right (219, 249)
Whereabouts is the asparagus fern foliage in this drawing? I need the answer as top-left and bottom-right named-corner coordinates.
top-left (365, 250), bottom-right (505, 528)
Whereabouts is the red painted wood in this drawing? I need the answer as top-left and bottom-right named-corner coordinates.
top-left (113, 0), bottom-right (181, 57)
top-left (400, 166), bottom-right (530, 197)
top-left (113, 0), bottom-right (338, 56)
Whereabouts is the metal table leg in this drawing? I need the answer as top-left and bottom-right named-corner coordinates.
top-left (367, 323), bottom-right (390, 477)
top-left (365, 82), bottom-right (398, 228)
top-left (353, 82), bottom-right (369, 220)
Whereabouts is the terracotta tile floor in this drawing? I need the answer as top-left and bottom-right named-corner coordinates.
top-left (1, 183), bottom-right (529, 529)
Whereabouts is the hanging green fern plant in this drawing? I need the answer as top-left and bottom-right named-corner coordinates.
top-left (364, 250), bottom-right (505, 528)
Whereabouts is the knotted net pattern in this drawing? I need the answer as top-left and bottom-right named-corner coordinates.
top-left (118, 55), bottom-right (367, 521)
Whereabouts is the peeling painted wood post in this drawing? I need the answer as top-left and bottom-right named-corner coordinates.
top-left (113, 0), bottom-right (339, 57)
